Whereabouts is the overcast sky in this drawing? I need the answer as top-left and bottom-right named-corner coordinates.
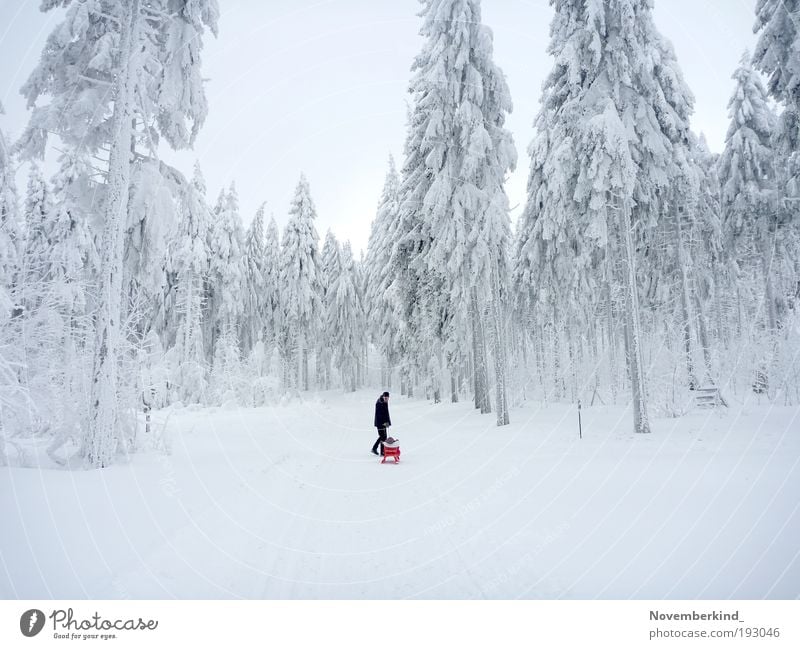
top-left (0, 0), bottom-right (759, 255)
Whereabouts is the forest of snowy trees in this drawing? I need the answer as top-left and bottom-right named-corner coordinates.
top-left (1, 0), bottom-right (799, 468)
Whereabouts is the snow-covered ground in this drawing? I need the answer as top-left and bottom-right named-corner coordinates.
top-left (2, 390), bottom-right (798, 599)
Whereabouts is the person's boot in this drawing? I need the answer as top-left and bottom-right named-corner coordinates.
top-left (371, 448), bottom-right (379, 456)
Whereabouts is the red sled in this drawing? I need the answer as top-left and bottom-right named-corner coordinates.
top-left (381, 446), bottom-right (400, 463)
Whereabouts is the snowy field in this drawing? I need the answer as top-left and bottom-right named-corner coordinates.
top-left (2, 390), bottom-right (798, 600)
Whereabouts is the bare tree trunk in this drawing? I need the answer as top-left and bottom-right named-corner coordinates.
top-left (535, 322), bottom-right (546, 402)
top-left (431, 351), bottom-right (442, 403)
top-left (471, 288), bottom-right (491, 414)
top-left (403, 365), bottom-right (414, 398)
top-left (567, 326), bottom-right (577, 404)
top-left (86, 0), bottom-right (140, 468)
top-left (490, 268), bottom-right (510, 426)
top-left (616, 195), bottom-right (651, 434)
top-left (552, 303), bottom-right (563, 401)
top-left (605, 256), bottom-right (619, 403)
top-left (589, 319), bottom-right (600, 398)
top-left (757, 220), bottom-right (779, 395)
top-left (302, 342), bottom-right (309, 391)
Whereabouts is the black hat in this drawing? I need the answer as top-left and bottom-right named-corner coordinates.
top-left (382, 391), bottom-right (390, 397)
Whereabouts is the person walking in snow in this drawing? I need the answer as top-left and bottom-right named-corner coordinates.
top-left (371, 391), bottom-right (391, 456)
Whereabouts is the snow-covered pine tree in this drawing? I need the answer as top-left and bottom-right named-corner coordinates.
top-left (241, 203), bottom-right (268, 356)
top-left (753, 2), bottom-right (800, 353)
top-left (353, 249), bottom-right (369, 389)
top-left (753, 0), bottom-right (800, 177)
top-left (278, 174), bottom-right (322, 393)
top-left (262, 215), bottom-right (281, 354)
top-left (649, 133), bottom-right (726, 396)
top-left (718, 53), bottom-right (781, 392)
top-left (48, 152), bottom-right (99, 317)
top-left (41, 152), bottom-right (99, 455)
top-left (13, 159), bottom-right (98, 450)
top-left (207, 183), bottom-right (245, 399)
top-left (388, 142), bottom-right (425, 398)
top-left (318, 230), bottom-right (341, 390)
top-left (13, 165), bottom-right (54, 437)
top-left (18, 0), bottom-right (219, 467)
top-left (0, 101), bottom-right (22, 315)
top-left (516, 0), bottom-right (697, 433)
top-left (754, 0), bottom-right (800, 116)
top-left (126, 160), bottom-right (186, 347)
top-left (329, 242), bottom-right (365, 392)
top-left (693, 134), bottom-right (730, 333)
top-left (365, 155), bottom-right (402, 391)
top-left (0, 104), bottom-right (25, 460)
top-left (719, 54), bottom-right (779, 260)
top-left (169, 163), bottom-right (212, 404)
top-left (210, 323), bottom-right (242, 405)
top-left (685, 133), bottom-right (726, 383)
top-left (396, 0), bottom-right (516, 422)
top-left (20, 165), bottom-right (51, 305)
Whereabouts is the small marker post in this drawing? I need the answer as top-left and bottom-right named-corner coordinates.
top-left (578, 399), bottom-right (582, 439)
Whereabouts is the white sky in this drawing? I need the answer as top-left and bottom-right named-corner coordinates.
top-left (0, 0), bottom-right (759, 255)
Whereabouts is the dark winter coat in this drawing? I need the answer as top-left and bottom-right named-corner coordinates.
top-left (374, 397), bottom-right (391, 429)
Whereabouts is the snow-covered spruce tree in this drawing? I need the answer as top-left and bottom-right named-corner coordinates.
top-left (169, 163), bottom-right (211, 404)
top-left (126, 160), bottom-right (187, 348)
top-left (240, 213), bottom-right (281, 405)
top-left (647, 134), bottom-right (726, 397)
top-left (210, 322), bottom-right (243, 405)
top-left (353, 250), bottom-right (369, 388)
top-left (20, 165), bottom-right (52, 303)
top-left (719, 54), bottom-right (779, 260)
top-left (41, 152), bottom-right (99, 457)
top-left (18, 0), bottom-right (219, 467)
top-left (278, 174), bottom-right (322, 393)
top-left (516, 0), bottom-right (697, 433)
top-left (326, 242), bottom-right (365, 392)
top-left (207, 183), bottom-right (245, 402)
top-left (753, 0), bottom-right (800, 186)
top-left (754, 0), bottom-right (800, 116)
top-left (365, 155), bottom-right (402, 391)
top-left (318, 230), bottom-right (341, 390)
top-left (9, 166), bottom-right (54, 438)
top-left (48, 152), bottom-right (99, 312)
top-left (0, 105), bottom-right (24, 460)
top-left (685, 133), bottom-right (726, 383)
top-left (241, 203), bottom-right (268, 356)
top-left (0, 102), bottom-right (22, 314)
top-left (262, 215), bottom-right (281, 353)
top-left (388, 154), bottom-right (426, 399)
top-left (12, 159), bottom-right (97, 453)
top-left (753, 1), bottom-right (800, 347)
top-left (395, 0), bottom-right (516, 423)
top-left (316, 239), bottom-right (344, 390)
top-left (513, 0), bottom-right (617, 406)
top-left (718, 53), bottom-right (781, 392)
